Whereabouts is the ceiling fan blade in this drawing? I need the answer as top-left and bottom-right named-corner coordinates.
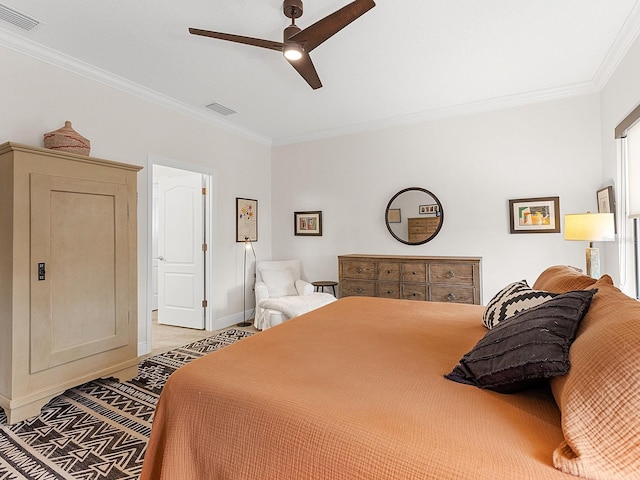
top-left (189, 28), bottom-right (284, 52)
top-left (289, 0), bottom-right (375, 52)
top-left (286, 52), bottom-right (322, 89)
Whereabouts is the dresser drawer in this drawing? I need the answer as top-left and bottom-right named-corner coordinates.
top-left (429, 263), bottom-right (475, 285)
top-left (377, 282), bottom-right (400, 299)
top-left (430, 286), bottom-right (476, 304)
top-left (341, 280), bottom-right (376, 297)
top-left (401, 263), bottom-right (426, 283)
top-left (401, 284), bottom-right (427, 301)
top-left (341, 261), bottom-right (376, 280)
top-left (377, 262), bottom-right (400, 281)
top-left (408, 217), bottom-right (440, 227)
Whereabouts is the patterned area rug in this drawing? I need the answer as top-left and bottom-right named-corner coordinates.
top-left (0, 328), bottom-right (253, 480)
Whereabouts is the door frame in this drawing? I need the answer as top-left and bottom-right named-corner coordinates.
top-left (146, 155), bottom-right (217, 352)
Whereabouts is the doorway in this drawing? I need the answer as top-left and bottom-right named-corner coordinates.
top-left (147, 158), bottom-right (215, 354)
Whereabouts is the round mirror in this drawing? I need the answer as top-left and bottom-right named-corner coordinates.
top-left (385, 187), bottom-right (444, 245)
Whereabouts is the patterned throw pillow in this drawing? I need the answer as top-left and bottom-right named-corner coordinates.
top-left (482, 280), bottom-right (557, 329)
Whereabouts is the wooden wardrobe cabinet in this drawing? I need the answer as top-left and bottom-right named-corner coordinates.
top-left (0, 142), bottom-right (141, 424)
top-left (338, 254), bottom-right (482, 305)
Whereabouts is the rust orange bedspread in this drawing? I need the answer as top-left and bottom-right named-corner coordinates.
top-left (141, 297), bottom-right (575, 479)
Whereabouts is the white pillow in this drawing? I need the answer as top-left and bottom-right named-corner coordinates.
top-left (260, 268), bottom-right (297, 297)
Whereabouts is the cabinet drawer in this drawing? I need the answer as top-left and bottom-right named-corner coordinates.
top-left (429, 263), bottom-right (475, 285)
top-left (401, 263), bottom-right (426, 283)
top-left (377, 282), bottom-right (400, 299)
top-left (378, 262), bottom-right (400, 281)
top-left (341, 280), bottom-right (376, 297)
top-left (430, 286), bottom-right (476, 304)
top-left (341, 261), bottom-right (376, 280)
top-left (401, 284), bottom-right (427, 301)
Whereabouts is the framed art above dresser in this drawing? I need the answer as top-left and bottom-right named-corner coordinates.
top-left (338, 254), bottom-right (482, 305)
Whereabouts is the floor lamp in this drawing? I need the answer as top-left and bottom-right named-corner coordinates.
top-left (238, 236), bottom-right (256, 327)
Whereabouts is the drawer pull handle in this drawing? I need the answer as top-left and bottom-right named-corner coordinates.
top-left (356, 267), bottom-right (363, 273)
top-left (447, 293), bottom-right (457, 301)
top-left (387, 270), bottom-right (391, 274)
top-left (356, 287), bottom-right (363, 293)
top-left (445, 270), bottom-right (455, 278)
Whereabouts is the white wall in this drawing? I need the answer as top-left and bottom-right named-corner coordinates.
top-left (0, 45), bottom-right (272, 353)
top-left (272, 95), bottom-right (603, 301)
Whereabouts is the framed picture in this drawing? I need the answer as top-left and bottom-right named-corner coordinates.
top-left (387, 208), bottom-right (401, 223)
top-left (236, 197), bottom-right (257, 242)
top-left (597, 186), bottom-right (617, 233)
top-left (294, 211), bottom-right (322, 236)
top-left (419, 204), bottom-right (439, 215)
top-left (509, 196), bottom-right (560, 234)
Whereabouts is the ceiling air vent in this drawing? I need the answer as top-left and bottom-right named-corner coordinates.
top-left (0, 3), bottom-right (40, 30)
top-left (206, 102), bottom-right (236, 116)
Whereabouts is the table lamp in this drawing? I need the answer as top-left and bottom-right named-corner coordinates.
top-left (564, 213), bottom-right (615, 278)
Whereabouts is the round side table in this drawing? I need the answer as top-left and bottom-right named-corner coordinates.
top-left (312, 280), bottom-right (338, 296)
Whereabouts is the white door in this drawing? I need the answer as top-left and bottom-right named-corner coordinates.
top-left (157, 173), bottom-right (205, 329)
top-left (151, 183), bottom-right (159, 310)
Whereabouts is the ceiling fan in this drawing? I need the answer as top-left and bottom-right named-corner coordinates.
top-left (189, 0), bottom-right (376, 90)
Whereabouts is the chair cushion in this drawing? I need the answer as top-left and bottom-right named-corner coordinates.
top-left (260, 268), bottom-right (298, 298)
top-left (446, 289), bottom-right (597, 393)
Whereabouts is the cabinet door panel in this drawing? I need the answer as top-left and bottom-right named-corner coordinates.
top-left (30, 174), bottom-right (129, 373)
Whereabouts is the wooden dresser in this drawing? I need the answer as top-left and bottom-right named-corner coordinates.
top-left (0, 142), bottom-right (141, 424)
top-left (407, 217), bottom-right (440, 243)
top-left (338, 254), bottom-right (482, 305)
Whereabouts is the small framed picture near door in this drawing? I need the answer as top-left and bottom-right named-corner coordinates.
top-left (236, 197), bottom-right (257, 242)
top-left (294, 211), bottom-right (322, 236)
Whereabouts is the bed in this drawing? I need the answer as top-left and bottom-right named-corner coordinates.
top-left (140, 266), bottom-right (640, 480)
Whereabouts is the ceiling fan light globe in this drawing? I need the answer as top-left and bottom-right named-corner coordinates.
top-left (284, 47), bottom-right (303, 61)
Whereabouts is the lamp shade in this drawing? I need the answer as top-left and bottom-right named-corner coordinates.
top-left (564, 213), bottom-right (615, 242)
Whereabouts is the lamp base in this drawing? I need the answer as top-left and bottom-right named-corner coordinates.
top-left (586, 247), bottom-right (600, 279)
top-left (237, 321), bottom-right (252, 327)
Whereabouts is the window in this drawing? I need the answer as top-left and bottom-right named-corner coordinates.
top-left (616, 106), bottom-right (640, 298)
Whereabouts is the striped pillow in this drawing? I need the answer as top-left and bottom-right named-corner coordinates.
top-left (483, 280), bottom-right (557, 329)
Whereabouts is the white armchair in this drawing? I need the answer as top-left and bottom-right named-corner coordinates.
top-left (254, 259), bottom-right (315, 330)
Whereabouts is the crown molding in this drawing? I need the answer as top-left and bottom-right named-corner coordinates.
top-left (592, 1), bottom-right (640, 89)
top-left (272, 81), bottom-right (600, 146)
top-left (0, 29), bottom-right (271, 146)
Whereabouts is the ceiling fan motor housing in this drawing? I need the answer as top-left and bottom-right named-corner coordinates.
top-left (283, 0), bottom-right (303, 19)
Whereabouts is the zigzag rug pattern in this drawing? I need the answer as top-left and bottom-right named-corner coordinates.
top-left (0, 328), bottom-right (253, 479)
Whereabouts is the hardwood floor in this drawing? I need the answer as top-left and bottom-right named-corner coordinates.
top-left (149, 310), bottom-right (258, 357)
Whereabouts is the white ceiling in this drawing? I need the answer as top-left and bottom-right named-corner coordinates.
top-left (1, 0), bottom-right (639, 145)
